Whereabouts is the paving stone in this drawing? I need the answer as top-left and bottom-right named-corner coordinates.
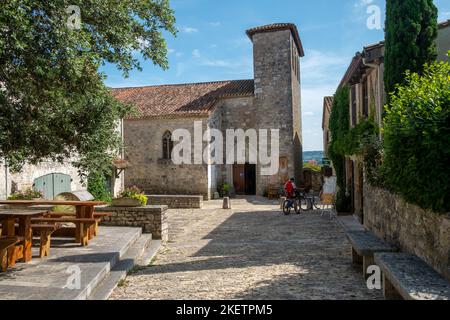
top-left (110, 197), bottom-right (383, 300)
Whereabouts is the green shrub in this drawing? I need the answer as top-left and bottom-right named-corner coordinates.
top-left (220, 183), bottom-right (231, 196)
top-left (119, 186), bottom-right (148, 206)
top-left (87, 172), bottom-right (112, 203)
top-left (8, 188), bottom-right (43, 200)
top-left (383, 61), bottom-right (450, 213)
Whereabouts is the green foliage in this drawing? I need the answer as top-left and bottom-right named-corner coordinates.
top-left (87, 172), bottom-right (112, 203)
top-left (0, 1), bottom-right (177, 179)
top-left (360, 134), bottom-right (385, 188)
top-left (384, 0), bottom-right (438, 96)
top-left (219, 183), bottom-right (231, 197)
top-left (8, 188), bottom-right (43, 200)
top-left (328, 86), bottom-right (351, 212)
top-left (303, 161), bottom-right (322, 172)
top-left (119, 186), bottom-right (148, 206)
top-left (383, 61), bottom-right (450, 213)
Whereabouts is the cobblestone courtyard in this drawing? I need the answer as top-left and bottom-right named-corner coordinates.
top-left (111, 197), bottom-right (382, 300)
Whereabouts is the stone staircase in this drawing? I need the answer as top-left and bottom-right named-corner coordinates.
top-left (0, 227), bottom-right (161, 300)
top-left (87, 233), bottom-right (161, 300)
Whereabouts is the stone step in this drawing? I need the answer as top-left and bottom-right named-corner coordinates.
top-left (87, 234), bottom-right (158, 300)
top-left (136, 240), bottom-right (161, 267)
top-left (0, 227), bottom-right (143, 300)
top-left (74, 227), bottom-right (143, 300)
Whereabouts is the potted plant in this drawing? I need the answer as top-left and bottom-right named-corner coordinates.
top-left (112, 186), bottom-right (148, 207)
top-left (220, 183), bottom-right (231, 197)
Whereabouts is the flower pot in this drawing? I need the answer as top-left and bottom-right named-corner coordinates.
top-left (112, 197), bottom-right (142, 207)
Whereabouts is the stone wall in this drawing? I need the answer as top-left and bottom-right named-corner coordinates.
top-left (123, 117), bottom-right (210, 199)
top-left (437, 24), bottom-right (450, 62)
top-left (252, 28), bottom-right (302, 193)
top-left (97, 205), bottom-right (169, 241)
top-left (147, 195), bottom-right (203, 209)
top-left (0, 159), bottom-right (85, 200)
top-left (363, 184), bottom-right (450, 280)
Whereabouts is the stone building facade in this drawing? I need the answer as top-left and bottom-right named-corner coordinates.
top-left (0, 120), bottom-right (125, 200)
top-left (329, 20), bottom-right (450, 220)
top-left (115, 23), bottom-right (304, 199)
top-left (321, 96), bottom-right (333, 157)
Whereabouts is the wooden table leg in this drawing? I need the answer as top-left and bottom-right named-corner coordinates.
top-left (86, 206), bottom-right (95, 240)
top-left (75, 206), bottom-right (84, 244)
top-left (18, 216), bottom-right (32, 262)
top-left (2, 218), bottom-right (17, 267)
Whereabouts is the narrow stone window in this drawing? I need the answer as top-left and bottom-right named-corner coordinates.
top-left (162, 131), bottom-right (173, 160)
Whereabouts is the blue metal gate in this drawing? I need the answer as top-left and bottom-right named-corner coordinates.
top-left (33, 173), bottom-right (72, 199)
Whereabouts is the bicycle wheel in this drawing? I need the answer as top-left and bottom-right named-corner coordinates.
top-left (298, 197), bottom-right (309, 212)
top-left (294, 199), bottom-right (301, 214)
top-left (282, 200), bottom-right (291, 215)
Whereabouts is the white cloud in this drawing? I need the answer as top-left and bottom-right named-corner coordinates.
top-left (304, 112), bottom-right (315, 117)
top-left (192, 49), bottom-right (201, 58)
top-left (176, 62), bottom-right (186, 77)
top-left (301, 49), bottom-right (350, 84)
top-left (208, 22), bottom-right (221, 27)
top-left (182, 26), bottom-right (199, 34)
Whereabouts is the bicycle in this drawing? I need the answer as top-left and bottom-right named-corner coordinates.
top-left (282, 189), bottom-right (307, 215)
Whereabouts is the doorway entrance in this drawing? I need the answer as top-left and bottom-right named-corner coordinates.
top-left (233, 164), bottom-right (256, 195)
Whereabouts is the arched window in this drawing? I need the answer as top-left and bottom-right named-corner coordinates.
top-left (162, 131), bottom-right (173, 160)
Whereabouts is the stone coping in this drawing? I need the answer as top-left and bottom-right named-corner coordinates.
top-left (147, 195), bottom-right (203, 199)
top-left (346, 230), bottom-right (396, 256)
top-left (375, 252), bottom-right (450, 300)
top-left (96, 205), bottom-right (168, 212)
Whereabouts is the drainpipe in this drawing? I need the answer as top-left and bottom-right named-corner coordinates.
top-left (4, 157), bottom-right (8, 199)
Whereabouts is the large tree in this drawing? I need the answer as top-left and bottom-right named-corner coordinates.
top-left (384, 0), bottom-right (438, 96)
top-left (0, 0), bottom-right (176, 178)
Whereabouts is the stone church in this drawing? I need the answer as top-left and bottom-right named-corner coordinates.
top-left (114, 23), bottom-right (304, 200)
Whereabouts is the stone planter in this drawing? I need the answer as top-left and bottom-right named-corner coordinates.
top-left (111, 197), bottom-right (142, 207)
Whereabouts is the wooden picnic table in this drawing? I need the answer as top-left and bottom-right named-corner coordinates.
top-left (0, 201), bottom-right (106, 246)
top-left (0, 209), bottom-right (47, 266)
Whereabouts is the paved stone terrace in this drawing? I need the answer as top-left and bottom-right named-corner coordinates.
top-left (111, 197), bottom-right (382, 300)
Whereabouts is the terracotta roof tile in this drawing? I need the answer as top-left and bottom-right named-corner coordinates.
top-left (112, 80), bottom-right (254, 119)
top-left (246, 23), bottom-right (305, 57)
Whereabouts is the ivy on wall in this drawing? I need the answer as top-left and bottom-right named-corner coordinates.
top-left (328, 86), bottom-right (351, 212)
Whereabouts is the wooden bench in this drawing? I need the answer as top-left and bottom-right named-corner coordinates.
top-left (44, 212), bottom-right (112, 237)
top-left (0, 236), bottom-right (21, 272)
top-left (31, 218), bottom-right (96, 246)
top-left (375, 253), bottom-right (450, 300)
top-left (345, 230), bottom-right (396, 277)
top-left (31, 224), bottom-right (62, 258)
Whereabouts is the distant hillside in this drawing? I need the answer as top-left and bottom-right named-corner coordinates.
top-left (303, 151), bottom-right (324, 164)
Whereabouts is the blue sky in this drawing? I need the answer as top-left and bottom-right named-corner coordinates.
top-left (103, 0), bottom-right (450, 151)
